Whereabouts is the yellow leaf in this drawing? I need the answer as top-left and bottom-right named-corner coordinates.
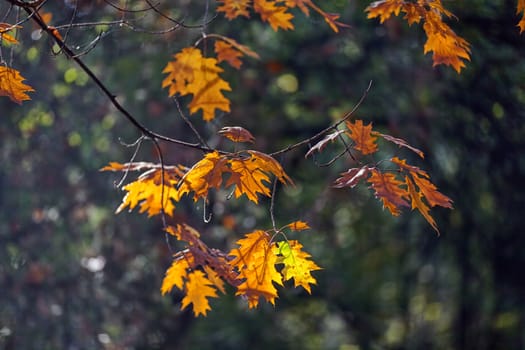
top-left (367, 169), bottom-right (409, 216)
top-left (181, 270), bottom-right (219, 316)
top-left (218, 126), bottom-right (256, 143)
top-left (365, 0), bottom-right (404, 23)
top-left (161, 251), bottom-right (194, 295)
top-left (0, 66), bottom-right (34, 104)
top-left (253, 0), bottom-right (294, 31)
top-left (345, 120), bottom-right (378, 155)
top-left (0, 23), bottom-right (21, 45)
top-left (226, 151), bottom-right (292, 204)
top-left (117, 169), bottom-right (180, 217)
top-left (229, 230), bottom-right (282, 308)
top-left (162, 47), bottom-right (231, 121)
top-left (203, 265), bottom-right (226, 294)
top-left (177, 151), bottom-right (230, 201)
top-left (275, 240), bottom-right (321, 293)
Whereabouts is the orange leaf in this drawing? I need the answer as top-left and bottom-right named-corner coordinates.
top-left (410, 173), bottom-right (453, 209)
top-left (215, 41), bottom-right (244, 69)
top-left (375, 132), bottom-right (425, 158)
top-left (305, 130), bottom-right (344, 158)
top-left (365, 0), bottom-right (404, 23)
top-left (406, 176), bottom-right (439, 234)
top-left (0, 66), bottom-right (34, 104)
top-left (218, 126), bottom-right (256, 143)
top-left (217, 0), bottom-right (252, 19)
top-left (285, 0), bottom-right (345, 32)
top-left (333, 166), bottom-right (371, 189)
top-left (0, 23), bottom-right (21, 44)
top-left (367, 169), bottom-right (409, 216)
top-left (226, 151), bottom-right (292, 203)
top-left (162, 47), bottom-right (231, 121)
top-left (518, 0), bottom-right (525, 33)
top-left (161, 251), bottom-right (194, 294)
top-left (390, 157), bottom-right (429, 179)
top-left (345, 120), bottom-right (378, 155)
top-left (181, 270), bottom-right (219, 316)
top-left (177, 151), bottom-right (230, 201)
top-left (116, 169), bottom-right (181, 217)
top-left (275, 240), bottom-right (321, 293)
top-left (285, 220), bottom-right (310, 231)
top-left (229, 230), bottom-right (282, 308)
top-left (253, 0), bottom-right (294, 31)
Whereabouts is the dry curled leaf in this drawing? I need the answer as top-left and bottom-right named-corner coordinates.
top-left (218, 126), bottom-right (256, 143)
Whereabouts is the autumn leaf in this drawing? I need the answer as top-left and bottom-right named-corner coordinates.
top-left (518, 0), bottom-right (525, 33)
top-left (390, 157), bottom-right (429, 179)
top-left (253, 0), bottom-right (294, 31)
top-left (214, 37), bottom-right (259, 69)
top-left (226, 151), bottom-right (293, 204)
top-left (116, 169), bottom-right (181, 217)
top-left (285, 220), bottom-right (310, 232)
top-left (284, 0), bottom-right (344, 32)
top-left (181, 270), bottom-right (219, 316)
top-left (305, 130), bottom-right (344, 158)
top-left (345, 120), bottom-right (378, 155)
top-left (275, 240), bottom-right (321, 293)
top-left (333, 166), bottom-right (371, 189)
top-left (162, 47), bottom-right (232, 121)
top-left (365, 0), bottom-right (404, 23)
top-left (0, 23), bottom-right (21, 44)
top-left (0, 66), bottom-right (34, 104)
top-left (406, 176), bottom-right (439, 233)
top-left (375, 132), bottom-right (425, 158)
top-left (367, 168), bottom-right (409, 216)
top-left (229, 230), bottom-right (282, 308)
top-left (218, 126), bottom-right (256, 143)
top-left (161, 251), bottom-right (194, 295)
top-left (177, 151), bottom-right (230, 201)
top-left (217, 0), bottom-right (251, 19)
top-left (410, 173), bottom-right (453, 209)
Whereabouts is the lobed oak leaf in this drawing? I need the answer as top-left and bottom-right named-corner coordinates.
top-left (0, 66), bottom-right (34, 104)
top-left (333, 166), bottom-right (371, 189)
top-left (411, 173), bottom-right (453, 209)
top-left (305, 130), bottom-right (344, 158)
top-left (162, 47), bottom-right (231, 121)
top-left (116, 169), bottom-right (180, 217)
top-left (203, 265), bottom-right (226, 294)
top-left (275, 240), bottom-right (321, 293)
top-left (226, 151), bottom-right (292, 203)
top-left (161, 251), bottom-right (194, 294)
top-left (181, 270), bottom-right (219, 316)
top-left (177, 151), bottom-right (230, 201)
top-left (229, 230), bottom-right (282, 308)
top-left (218, 126), bottom-right (256, 143)
top-left (217, 0), bottom-right (252, 19)
top-left (367, 169), bottom-right (409, 216)
top-left (215, 41), bottom-right (244, 69)
top-left (345, 120), bottom-right (378, 155)
top-left (365, 0), bottom-right (404, 24)
top-left (253, 0), bottom-right (294, 31)
top-left (375, 132), bottom-right (425, 158)
top-left (390, 157), bottom-right (429, 179)
top-left (406, 176), bottom-right (439, 234)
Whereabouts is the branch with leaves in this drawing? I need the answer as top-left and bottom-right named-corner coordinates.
top-left (2, 0), bottom-right (522, 317)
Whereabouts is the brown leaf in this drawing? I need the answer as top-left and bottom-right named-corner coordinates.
top-left (218, 126), bottom-right (256, 143)
top-left (406, 176), bottom-right (439, 234)
top-left (367, 168), bottom-right (409, 216)
top-left (375, 132), bottom-right (425, 158)
top-left (345, 120), bottom-right (378, 155)
top-left (305, 130), bottom-right (344, 158)
top-left (333, 166), bottom-right (371, 188)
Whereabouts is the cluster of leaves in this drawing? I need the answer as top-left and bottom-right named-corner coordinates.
top-left (1, 0), bottom-right (521, 316)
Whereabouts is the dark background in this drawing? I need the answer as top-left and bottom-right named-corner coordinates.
top-left (1, 1), bottom-right (524, 349)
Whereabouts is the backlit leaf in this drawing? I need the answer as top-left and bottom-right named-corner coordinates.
top-left (181, 270), bottom-right (219, 316)
top-left (229, 230), bottom-right (282, 308)
top-left (218, 126), bottom-right (256, 143)
top-left (518, 0), bottom-right (525, 33)
top-left (285, 220), bottom-right (310, 232)
top-left (161, 251), bottom-right (194, 294)
top-left (406, 176), bottom-right (439, 234)
top-left (367, 169), bottom-right (409, 216)
top-left (0, 23), bottom-right (21, 44)
top-left (0, 66), bottom-right (34, 104)
top-left (365, 0), bottom-right (403, 23)
top-left (162, 47), bottom-right (231, 121)
top-left (333, 166), bottom-right (371, 189)
top-left (305, 130), bottom-right (344, 158)
top-left (390, 157), bottom-right (429, 179)
top-left (275, 240), bottom-right (321, 293)
top-left (253, 0), bottom-right (294, 31)
top-left (375, 132), bottom-right (425, 158)
top-left (411, 173), bottom-right (453, 209)
top-left (345, 120), bottom-right (378, 155)
top-left (217, 0), bottom-right (251, 19)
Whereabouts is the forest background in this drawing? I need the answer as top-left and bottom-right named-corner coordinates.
top-left (1, 0), bottom-right (524, 349)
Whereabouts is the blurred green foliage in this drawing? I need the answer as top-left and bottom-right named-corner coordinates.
top-left (0, 1), bottom-right (524, 349)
